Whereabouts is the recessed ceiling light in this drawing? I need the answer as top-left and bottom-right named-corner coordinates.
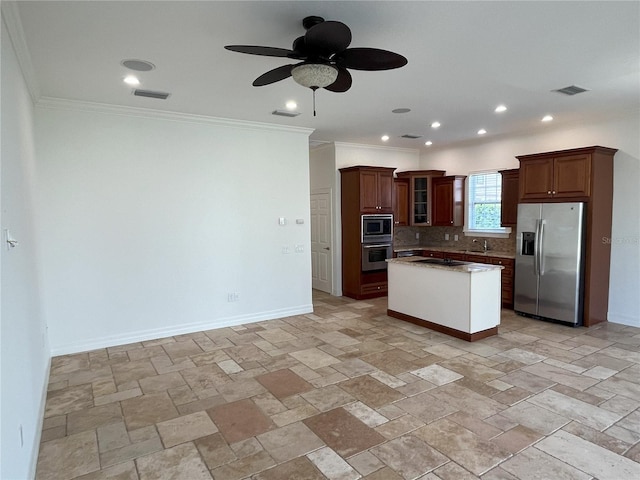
top-left (285, 101), bottom-right (297, 110)
top-left (381, 135), bottom-right (390, 142)
top-left (392, 108), bottom-right (411, 114)
top-left (431, 121), bottom-right (441, 129)
top-left (495, 105), bottom-right (507, 113)
top-left (477, 129), bottom-right (487, 135)
top-left (123, 75), bottom-right (140, 86)
top-left (425, 141), bottom-right (433, 146)
top-left (542, 115), bottom-right (554, 122)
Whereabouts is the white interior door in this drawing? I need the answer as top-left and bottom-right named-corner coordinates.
top-left (310, 191), bottom-right (332, 293)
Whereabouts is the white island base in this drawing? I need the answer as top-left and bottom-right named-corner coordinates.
top-left (387, 257), bottom-right (502, 342)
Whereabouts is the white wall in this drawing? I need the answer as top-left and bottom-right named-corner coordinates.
top-left (309, 143), bottom-right (336, 192)
top-left (35, 102), bottom-right (314, 354)
top-left (420, 113), bottom-right (640, 327)
top-left (1, 16), bottom-right (50, 480)
top-left (334, 142), bottom-right (420, 173)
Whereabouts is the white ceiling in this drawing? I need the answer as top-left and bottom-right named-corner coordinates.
top-left (12, 1), bottom-right (640, 150)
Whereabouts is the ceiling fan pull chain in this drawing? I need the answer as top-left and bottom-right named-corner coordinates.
top-left (312, 87), bottom-right (318, 116)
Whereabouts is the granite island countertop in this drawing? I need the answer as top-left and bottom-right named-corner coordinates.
top-left (393, 245), bottom-right (515, 260)
top-left (387, 256), bottom-right (504, 273)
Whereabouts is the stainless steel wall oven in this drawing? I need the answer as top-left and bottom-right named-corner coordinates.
top-left (361, 214), bottom-right (393, 271)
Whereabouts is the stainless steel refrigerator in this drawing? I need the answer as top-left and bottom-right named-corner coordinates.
top-left (514, 202), bottom-right (586, 326)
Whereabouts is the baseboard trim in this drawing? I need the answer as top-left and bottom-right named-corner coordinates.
top-left (387, 309), bottom-right (499, 342)
top-left (50, 304), bottom-right (313, 356)
top-left (607, 311), bottom-right (640, 328)
top-left (29, 355), bottom-right (51, 479)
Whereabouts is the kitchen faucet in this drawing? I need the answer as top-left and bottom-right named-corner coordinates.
top-left (473, 238), bottom-right (489, 252)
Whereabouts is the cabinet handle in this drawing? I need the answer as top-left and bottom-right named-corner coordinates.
top-left (547, 191), bottom-right (552, 195)
top-left (450, 220), bottom-right (454, 224)
top-left (552, 191), bottom-right (556, 195)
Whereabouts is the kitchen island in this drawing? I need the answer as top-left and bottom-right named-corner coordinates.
top-left (387, 256), bottom-right (503, 341)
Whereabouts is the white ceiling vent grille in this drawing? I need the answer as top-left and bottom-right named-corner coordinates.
top-left (272, 110), bottom-right (301, 117)
top-left (401, 134), bottom-right (422, 139)
top-left (133, 89), bottom-right (170, 100)
top-left (552, 85), bottom-right (590, 96)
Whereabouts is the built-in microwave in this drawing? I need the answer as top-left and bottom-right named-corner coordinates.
top-left (361, 214), bottom-right (393, 243)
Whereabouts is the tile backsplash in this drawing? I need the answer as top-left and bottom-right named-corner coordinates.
top-left (394, 226), bottom-right (516, 254)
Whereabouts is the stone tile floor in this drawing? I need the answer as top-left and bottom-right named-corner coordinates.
top-left (36, 291), bottom-right (640, 479)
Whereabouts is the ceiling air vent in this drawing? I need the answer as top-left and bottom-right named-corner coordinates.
top-left (552, 85), bottom-right (590, 96)
top-left (401, 134), bottom-right (422, 139)
top-left (272, 110), bottom-right (301, 117)
top-left (133, 89), bottom-right (170, 100)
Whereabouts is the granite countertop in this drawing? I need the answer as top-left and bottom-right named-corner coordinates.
top-left (394, 245), bottom-right (515, 260)
top-left (387, 256), bottom-right (504, 273)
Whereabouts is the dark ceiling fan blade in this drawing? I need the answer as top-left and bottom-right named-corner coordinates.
top-left (304, 21), bottom-right (352, 56)
top-left (335, 47), bottom-right (408, 71)
top-left (252, 64), bottom-right (294, 86)
top-left (225, 45), bottom-right (294, 58)
top-left (324, 68), bottom-right (352, 92)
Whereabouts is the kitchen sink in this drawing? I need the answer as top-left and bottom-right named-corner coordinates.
top-left (413, 258), bottom-right (470, 267)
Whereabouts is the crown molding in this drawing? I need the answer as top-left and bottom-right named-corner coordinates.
top-left (35, 97), bottom-right (315, 136)
top-left (334, 141), bottom-right (419, 155)
top-left (1, 1), bottom-right (41, 102)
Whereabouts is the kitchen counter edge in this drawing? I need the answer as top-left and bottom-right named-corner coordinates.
top-left (387, 256), bottom-right (504, 273)
top-left (394, 246), bottom-right (515, 260)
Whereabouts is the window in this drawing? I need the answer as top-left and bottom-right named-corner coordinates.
top-left (465, 172), bottom-right (510, 236)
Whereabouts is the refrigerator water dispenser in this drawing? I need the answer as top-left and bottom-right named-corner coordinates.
top-left (521, 232), bottom-right (535, 256)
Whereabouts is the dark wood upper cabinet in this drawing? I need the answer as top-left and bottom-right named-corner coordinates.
top-left (432, 175), bottom-right (466, 226)
top-left (344, 166), bottom-right (394, 213)
top-left (517, 150), bottom-right (594, 202)
top-left (498, 168), bottom-right (519, 227)
top-left (393, 178), bottom-right (409, 226)
top-left (396, 170), bottom-right (446, 225)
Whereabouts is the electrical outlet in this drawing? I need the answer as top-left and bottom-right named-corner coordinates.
top-left (415, 232), bottom-right (420, 240)
top-left (282, 246), bottom-right (290, 254)
top-left (444, 233), bottom-right (450, 241)
top-left (227, 292), bottom-right (240, 302)
top-left (454, 235), bottom-right (459, 241)
top-left (295, 244), bottom-right (304, 253)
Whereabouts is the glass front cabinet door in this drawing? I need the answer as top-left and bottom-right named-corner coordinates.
top-left (396, 170), bottom-right (446, 226)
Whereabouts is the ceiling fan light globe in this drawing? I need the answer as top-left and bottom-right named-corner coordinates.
top-left (291, 64), bottom-right (338, 88)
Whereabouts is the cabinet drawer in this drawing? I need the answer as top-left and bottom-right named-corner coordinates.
top-left (491, 258), bottom-right (514, 274)
top-left (465, 254), bottom-right (489, 264)
top-left (422, 250), bottom-right (445, 258)
top-left (360, 282), bottom-right (387, 295)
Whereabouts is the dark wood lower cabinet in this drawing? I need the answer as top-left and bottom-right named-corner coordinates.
top-left (446, 252), bottom-right (514, 308)
top-left (346, 271), bottom-right (387, 299)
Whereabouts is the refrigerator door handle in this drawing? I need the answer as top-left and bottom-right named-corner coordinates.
top-left (533, 219), bottom-right (541, 276)
top-left (538, 220), bottom-right (546, 276)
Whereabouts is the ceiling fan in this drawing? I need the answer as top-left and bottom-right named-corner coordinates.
top-left (225, 16), bottom-right (408, 114)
